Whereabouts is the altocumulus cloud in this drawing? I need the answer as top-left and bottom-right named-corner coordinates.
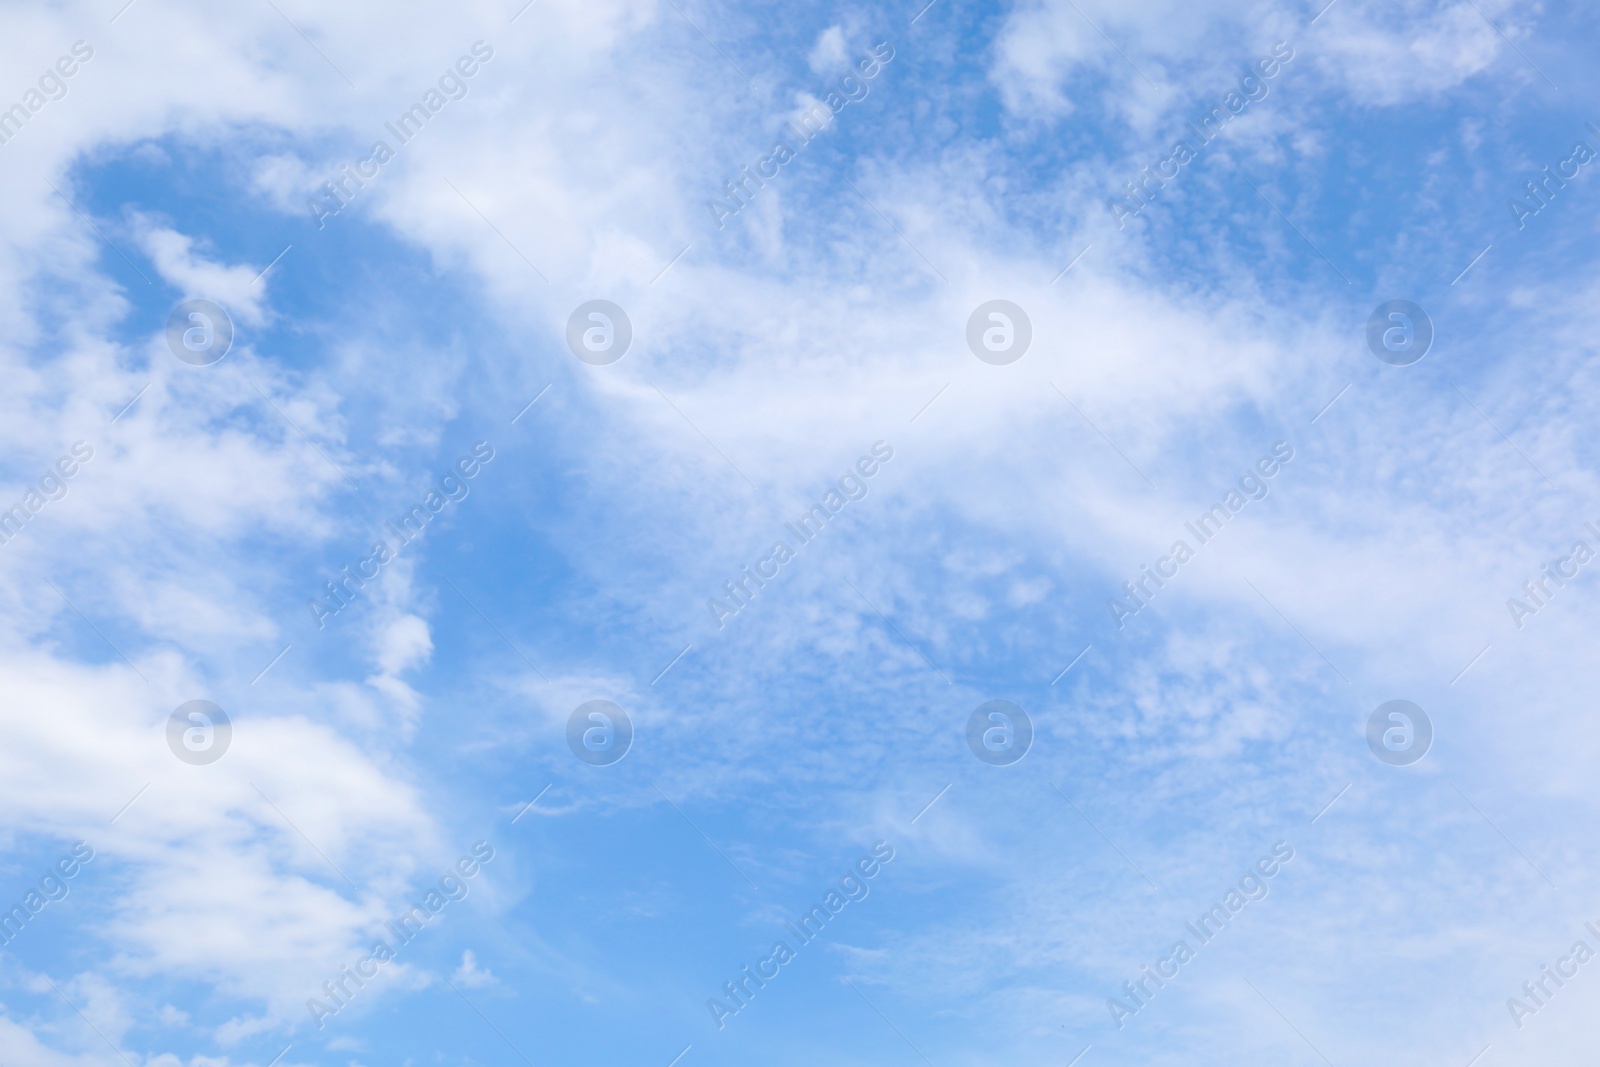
top-left (4, 2), bottom-right (1600, 1067)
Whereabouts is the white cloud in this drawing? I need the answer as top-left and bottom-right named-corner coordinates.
top-left (808, 26), bottom-right (849, 74)
top-left (132, 218), bottom-right (271, 327)
top-left (0, 0), bottom-right (1596, 1063)
top-left (1309, 0), bottom-right (1517, 106)
top-left (157, 1003), bottom-right (191, 1027)
top-left (450, 949), bottom-right (494, 988)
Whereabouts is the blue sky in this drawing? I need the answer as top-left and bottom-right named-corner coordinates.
top-left (3, 0), bottom-right (1600, 1065)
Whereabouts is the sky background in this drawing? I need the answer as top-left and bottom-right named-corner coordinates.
top-left (3, 0), bottom-right (1600, 1065)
